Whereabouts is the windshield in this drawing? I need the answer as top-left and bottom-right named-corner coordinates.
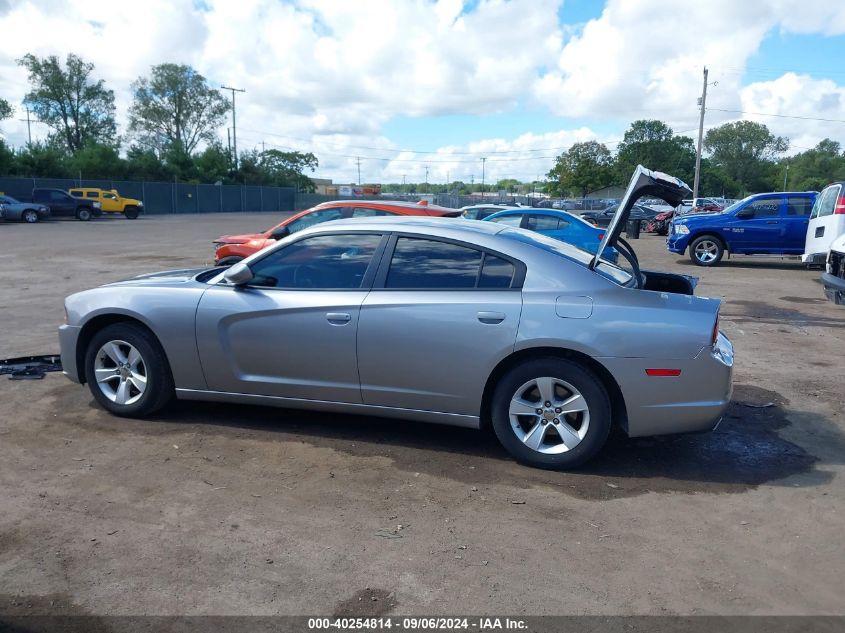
top-left (500, 228), bottom-right (632, 286)
top-left (721, 195), bottom-right (754, 215)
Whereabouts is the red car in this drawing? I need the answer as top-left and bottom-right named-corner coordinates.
top-left (213, 200), bottom-right (459, 265)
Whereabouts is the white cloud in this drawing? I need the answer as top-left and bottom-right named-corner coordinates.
top-left (2, 0), bottom-right (845, 182)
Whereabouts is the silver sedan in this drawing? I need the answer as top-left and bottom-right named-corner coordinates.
top-left (59, 168), bottom-right (733, 469)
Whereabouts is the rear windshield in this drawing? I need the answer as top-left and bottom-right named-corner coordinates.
top-left (500, 228), bottom-right (632, 286)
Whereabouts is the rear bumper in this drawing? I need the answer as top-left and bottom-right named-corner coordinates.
top-left (601, 333), bottom-right (734, 437)
top-left (822, 272), bottom-right (845, 305)
top-left (58, 324), bottom-right (82, 383)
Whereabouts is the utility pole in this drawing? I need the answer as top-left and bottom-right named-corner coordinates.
top-left (480, 157), bottom-right (487, 199)
top-left (402, 174), bottom-right (406, 193)
top-left (261, 140), bottom-right (265, 154)
top-left (221, 86), bottom-right (245, 170)
top-left (783, 164), bottom-right (790, 191)
top-left (227, 128), bottom-right (232, 165)
top-left (693, 67), bottom-right (708, 201)
top-left (18, 106), bottom-right (34, 145)
top-left (356, 157), bottom-right (362, 185)
top-left (424, 165), bottom-right (429, 186)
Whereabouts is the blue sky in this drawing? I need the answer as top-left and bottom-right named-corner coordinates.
top-left (2, 0), bottom-right (845, 183)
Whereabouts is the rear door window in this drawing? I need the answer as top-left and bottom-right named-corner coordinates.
top-left (487, 215), bottom-right (523, 227)
top-left (810, 185), bottom-right (839, 219)
top-left (526, 215), bottom-right (566, 231)
top-left (786, 197), bottom-right (814, 216)
top-left (87, 192), bottom-right (100, 199)
top-left (386, 238), bottom-right (482, 289)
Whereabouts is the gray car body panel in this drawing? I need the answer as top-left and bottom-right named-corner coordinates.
top-left (60, 217), bottom-right (733, 437)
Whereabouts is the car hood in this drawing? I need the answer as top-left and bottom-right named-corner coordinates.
top-left (591, 165), bottom-right (691, 268)
top-left (104, 267), bottom-right (216, 287)
top-left (215, 232), bottom-right (266, 244)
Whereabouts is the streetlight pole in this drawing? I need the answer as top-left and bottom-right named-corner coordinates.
top-left (221, 86), bottom-right (245, 171)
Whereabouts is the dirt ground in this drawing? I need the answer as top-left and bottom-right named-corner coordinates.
top-left (0, 213), bottom-right (843, 616)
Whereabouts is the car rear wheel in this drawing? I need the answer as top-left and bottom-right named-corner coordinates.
top-left (22, 209), bottom-right (39, 223)
top-left (76, 207), bottom-right (92, 221)
top-left (490, 358), bottom-right (611, 469)
top-left (124, 206), bottom-right (139, 219)
top-left (84, 323), bottom-right (174, 417)
top-left (689, 235), bottom-right (724, 266)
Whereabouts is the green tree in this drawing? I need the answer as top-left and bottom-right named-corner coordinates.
top-left (495, 178), bottom-right (521, 193)
top-left (704, 120), bottom-right (788, 194)
top-left (782, 139), bottom-right (845, 191)
top-left (194, 141), bottom-right (231, 183)
top-left (615, 119), bottom-right (696, 183)
top-left (0, 140), bottom-right (15, 175)
top-left (124, 146), bottom-right (168, 181)
top-left (0, 98), bottom-right (13, 121)
top-left (161, 142), bottom-right (197, 181)
top-left (14, 142), bottom-right (70, 177)
top-left (17, 53), bottom-right (117, 154)
top-left (546, 141), bottom-right (614, 198)
top-left (129, 64), bottom-right (231, 154)
top-left (67, 143), bottom-right (126, 180)
top-left (258, 149), bottom-right (318, 191)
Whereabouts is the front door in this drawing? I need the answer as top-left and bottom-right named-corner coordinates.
top-left (783, 196), bottom-right (814, 253)
top-left (357, 236), bottom-right (523, 417)
top-left (734, 196), bottom-right (783, 251)
top-left (196, 232), bottom-right (385, 403)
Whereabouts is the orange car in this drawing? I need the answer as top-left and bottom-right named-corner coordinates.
top-left (213, 200), bottom-right (459, 265)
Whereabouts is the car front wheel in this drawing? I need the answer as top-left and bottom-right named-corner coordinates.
top-left (84, 323), bottom-right (174, 417)
top-left (490, 358), bottom-right (611, 469)
top-left (689, 235), bottom-right (724, 266)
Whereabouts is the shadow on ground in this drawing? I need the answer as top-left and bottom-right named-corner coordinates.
top-left (49, 380), bottom-right (841, 501)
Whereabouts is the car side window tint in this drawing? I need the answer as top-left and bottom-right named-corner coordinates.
top-left (285, 208), bottom-right (347, 234)
top-left (87, 192), bottom-right (100, 198)
top-left (746, 198), bottom-right (780, 217)
top-left (386, 238), bottom-right (482, 289)
top-left (786, 197), bottom-right (813, 216)
top-left (812, 186), bottom-right (838, 219)
top-left (248, 234), bottom-right (382, 290)
top-left (352, 208), bottom-right (394, 217)
top-left (488, 215), bottom-right (522, 227)
top-left (527, 215), bottom-right (560, 231)
top-left (50, 191), bottom-right (69, 201)
top-left (478, 255), bottom-right (515, 288)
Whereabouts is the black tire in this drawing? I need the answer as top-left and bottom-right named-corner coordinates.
top-left (22, 209), bottom-right (39, 223)
top-left (490, 358), bottom-right (612, 470)
top-left (76, 207), bottom-right (93, 221)
top-left (215, 256), bottom-right (244, 267)
top-left (689, 234), bottom-right (724, 267)
top-left (124, 206), bottom-right (139, 219)
top-left (84, 322), bottom-right (174, 417)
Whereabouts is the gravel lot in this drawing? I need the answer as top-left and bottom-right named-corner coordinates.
top-left (1, 213), bottom-right (843, 616)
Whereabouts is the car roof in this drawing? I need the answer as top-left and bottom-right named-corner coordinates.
top-left (314, 199), bottom-right (454, 214)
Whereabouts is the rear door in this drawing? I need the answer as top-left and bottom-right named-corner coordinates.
top-left (805, 185), bottom-right (841, 258)
top-left (357, 235), bottom-right (523, 416)
top-left (783, 195), bottom-right (814, 253)
top-left (196, 232), bottom-right (386, 403)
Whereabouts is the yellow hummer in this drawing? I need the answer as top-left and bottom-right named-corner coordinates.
top-left (68, 188), bottom-right (144, 219)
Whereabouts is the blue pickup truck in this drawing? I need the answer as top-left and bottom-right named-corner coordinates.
top-left (666, 191), bottom-right (817, 266)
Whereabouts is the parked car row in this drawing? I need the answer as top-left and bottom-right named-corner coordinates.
top-left (0, 187), bottom-right (143, 223)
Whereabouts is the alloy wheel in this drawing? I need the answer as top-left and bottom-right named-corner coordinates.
top-left (694, 239), bottom-right (719, 264)
top-left (93, 340), bottom-right (148, 406)
top-left (508, 376), bottom-right (590, 454)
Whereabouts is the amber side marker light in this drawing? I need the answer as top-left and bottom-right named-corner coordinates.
top-left (645, 369), bottom-right (682, 377)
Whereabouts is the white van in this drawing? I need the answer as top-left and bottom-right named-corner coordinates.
top-left (804, 182), bottom-right (845, 265)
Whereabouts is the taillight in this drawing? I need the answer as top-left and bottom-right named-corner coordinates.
top-left (712, 314), bottom-right (719, 346)
top-left (835, 194), bottom-right (845, 214)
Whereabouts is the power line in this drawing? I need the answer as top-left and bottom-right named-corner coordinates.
top-left (709, 108), bottom-right (845, 124)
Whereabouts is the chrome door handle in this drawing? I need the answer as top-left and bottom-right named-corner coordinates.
top-left (326, 312), bottom-right (351, 324)
top-left (477, 311), bottom-right (506, 324)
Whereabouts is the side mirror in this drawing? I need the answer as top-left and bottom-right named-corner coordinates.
top-left (270, 226), bottom-right (290, 240)
top-left (223, 261), bottom-right (254, 286)
top-left (736, 208), bottom-right (754, 219)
